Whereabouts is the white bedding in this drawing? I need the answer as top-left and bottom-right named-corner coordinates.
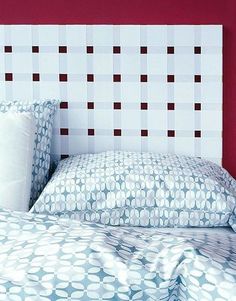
top-left (0, 112), bottom-right (35, 211)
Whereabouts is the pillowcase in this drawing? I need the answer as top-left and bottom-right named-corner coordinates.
top-left (31, 151), bottom-right (236, 229)
top-left (0, 100), bottom-right (59, 208)
top-left (0, 112), bottom-right (35, 211)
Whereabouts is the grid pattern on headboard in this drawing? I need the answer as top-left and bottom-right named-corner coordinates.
top-left (0, 25), bottom-right (222, 164)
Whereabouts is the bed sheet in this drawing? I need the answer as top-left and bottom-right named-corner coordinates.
top-left (0, 208), bottom-right (235, 301)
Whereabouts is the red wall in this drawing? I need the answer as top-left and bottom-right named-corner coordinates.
top-left (0, 0), bottom-right (236, 177)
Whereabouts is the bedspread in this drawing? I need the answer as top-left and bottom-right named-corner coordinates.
top-left (0, 209), bottom-right (235, 300)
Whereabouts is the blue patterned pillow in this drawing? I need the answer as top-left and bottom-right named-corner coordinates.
top-left (0, 100), bottom-right (59, 208)
top-left (31, 151), bottom-right (236, 229)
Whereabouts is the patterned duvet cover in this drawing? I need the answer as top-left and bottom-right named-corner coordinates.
top-left (0, 208), bottom-right (235, 301)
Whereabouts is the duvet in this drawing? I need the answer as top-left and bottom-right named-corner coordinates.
top-left (0, 208), bottom-right (235, 301)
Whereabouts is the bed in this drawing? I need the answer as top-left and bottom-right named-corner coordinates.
top-left (0, 25), bottom-right (234, 301)
top-left (2, 150), bottom-right (235, 301)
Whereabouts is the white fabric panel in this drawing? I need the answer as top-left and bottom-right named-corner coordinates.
top-left (0, 112), bottom-right (35, 211)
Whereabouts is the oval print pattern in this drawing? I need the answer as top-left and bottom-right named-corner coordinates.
top-left (31, 151), bottom-right (236, 229)
top-left (0, 209), bottom-right (236, 300)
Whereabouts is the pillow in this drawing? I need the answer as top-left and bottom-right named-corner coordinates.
top-left (0, 112), bottom-right (35, 211)
top-left (31, 151), bottom-right (236, 229)
top-left (0, 100), bottom-right (59, 208)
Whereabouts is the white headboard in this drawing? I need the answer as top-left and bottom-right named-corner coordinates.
top-left (0, 25), bottom-right (222, 164)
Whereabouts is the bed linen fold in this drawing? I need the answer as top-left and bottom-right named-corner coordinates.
top-left (0, 209), bottom-right (235, 300)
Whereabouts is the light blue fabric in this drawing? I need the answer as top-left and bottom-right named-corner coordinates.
top-left (0, 100), bottom-right (59, 207)
top-left (229, 207), bottom-right (236, 231)
top-left (0, 208), bottom-right (235, 300)
top-left (31, 151), bottom-right (236, 229)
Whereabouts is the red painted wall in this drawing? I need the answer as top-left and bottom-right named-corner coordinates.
top-left (0, 0), bottom-right (236, 176)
